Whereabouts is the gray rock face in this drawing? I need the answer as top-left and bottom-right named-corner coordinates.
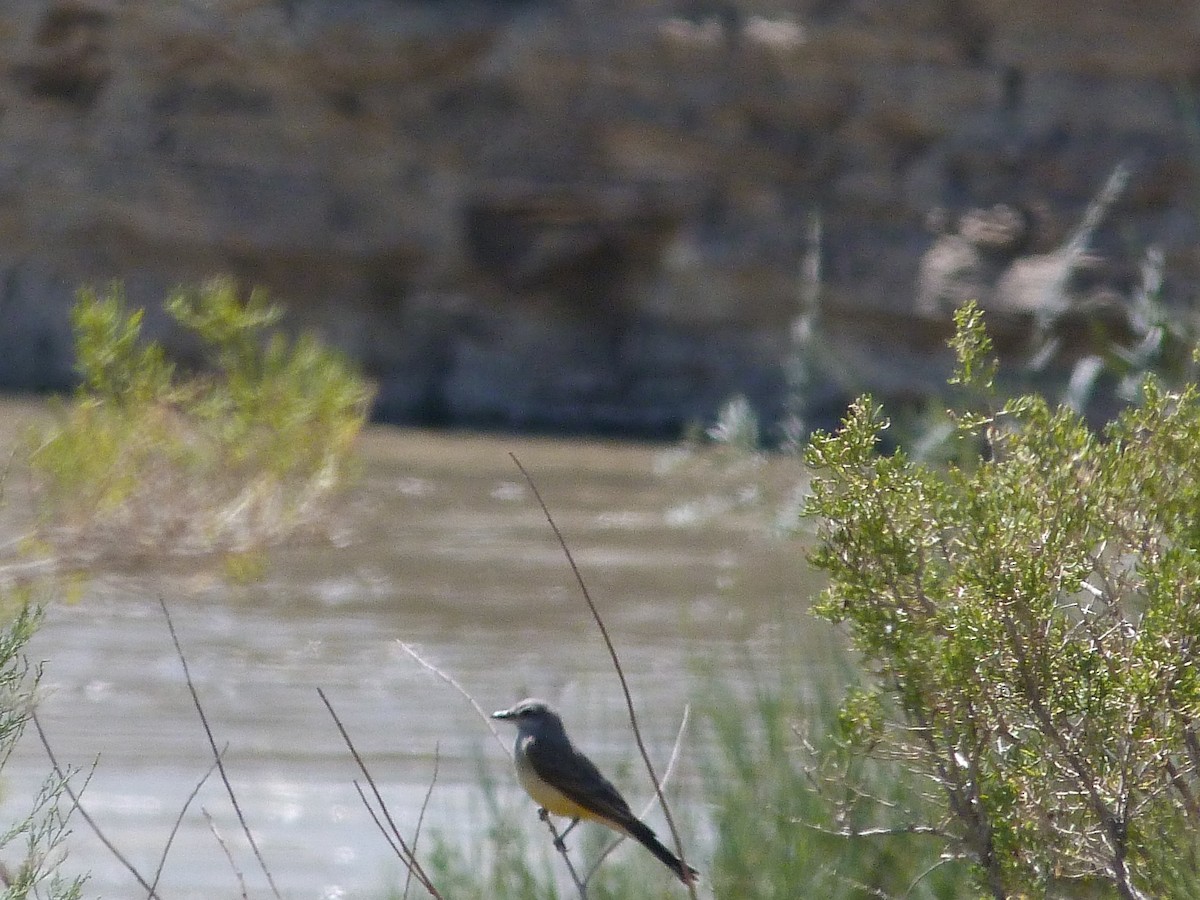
top-left (0, 0), bottom-right (1196, 435)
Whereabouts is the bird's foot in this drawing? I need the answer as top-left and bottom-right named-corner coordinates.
top-left (538, 810), bottom-right (568, 851)
top-left (559, 818), bottom-right (580, 842)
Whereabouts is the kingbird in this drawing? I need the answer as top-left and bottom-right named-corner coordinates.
top-left (493, 697), bottom-right (697, 884)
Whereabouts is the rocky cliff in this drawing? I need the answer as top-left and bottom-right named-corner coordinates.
top-left (0, 0), bottom-right (1197, 436)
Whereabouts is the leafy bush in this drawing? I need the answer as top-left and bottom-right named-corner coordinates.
top-left (27, 278), bottom-right (373, 558)
top-left (803, 302), bottom-right (1200, 899)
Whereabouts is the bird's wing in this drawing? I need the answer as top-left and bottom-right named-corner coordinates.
top-left (524, 736), bottom-right (638, 828)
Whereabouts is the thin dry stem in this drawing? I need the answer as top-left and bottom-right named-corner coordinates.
top-left (151, 751), bottom-right (223, 898)
top-left (203, 806), bottom-right (249, 900)
top-left (160, 596), bottom-right (282, 899)
top-left (317, 686), bottom-right (444, 899)
top-left (798, 821), bottom-right (948, 839)
top-left (403, 744), bottom-right (441, 900)
top-left (354, 780), bottom-right (405, 858)
top-left (510, 453), bottom-right (698, 894)
top-left (585, 704), bottom-right (692, 883)
top-left (397, 641), bottom-right (509, 756)
top-left (539, 808), bottom-right (588, 899)
top-left (32, 711), bottom-right (160, 898)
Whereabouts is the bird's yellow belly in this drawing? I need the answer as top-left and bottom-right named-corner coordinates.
top-left (516, 754), bottom-right (594, 820)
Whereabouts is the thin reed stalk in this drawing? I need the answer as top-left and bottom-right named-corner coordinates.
top-left (510, 453), bottom-right (699, 897)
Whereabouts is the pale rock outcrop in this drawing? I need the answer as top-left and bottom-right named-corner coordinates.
top-left (0, 0), bottom-right (1195, 434)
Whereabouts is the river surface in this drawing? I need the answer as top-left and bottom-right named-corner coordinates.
top-left (0, 399), bottom-right (833, 899)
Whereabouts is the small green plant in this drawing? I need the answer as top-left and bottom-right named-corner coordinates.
top-left (0, 601), bottom-right (86, 900)
top-left (703, 669), bottom-right (973, 899)
top-left (803, 301), bottom-right (1200, 898)
top-left (28, 278), bottom-right (374, 558)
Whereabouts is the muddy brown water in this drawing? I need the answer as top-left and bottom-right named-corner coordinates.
top-left (0, 401), bottom-right (833, 898)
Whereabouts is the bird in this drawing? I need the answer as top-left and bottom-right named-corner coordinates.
top-left (492, 697), bottom-right (698, 885)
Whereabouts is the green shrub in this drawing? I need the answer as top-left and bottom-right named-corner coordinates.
top-left (28, 278), bottom-right (373, 558)
top-left (803, 302), bottom-right (1200, 899)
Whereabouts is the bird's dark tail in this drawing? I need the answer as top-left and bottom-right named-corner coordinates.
top-left (626, 819), bottom-right (699, 885)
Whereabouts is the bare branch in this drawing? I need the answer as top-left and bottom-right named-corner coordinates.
top-left (538, 808), bottom-right (588, 899)
top-left (396, 641), bottom-right (508, 756)
top-left (202, 807), bottom-right (248, 900)
top-left (796, 821), bottom-right (948, 839)
top-left (150, 751), bottom-right (224, 898)
top-left (316, 687), bottom-right (444, 899)
top-left (585, 705), bottom-right (691, 883)
top-left (32, 711), bottom-right (161, 899)
top-left (159, 596), bottom-right (281, 899)
top-left (353, 780), bottom-right (404, 859)
top-left (403, 744), bottom-right (440, 900)
top-left (510, 454), bottom-right (698, 893)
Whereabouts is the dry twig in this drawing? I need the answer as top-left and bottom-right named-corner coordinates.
top-left (150, 752), bottom-right (224, 898)
top-left (585, 704), bottom-right (692, 883)
top-left (510, 453), bottom-right (698, 895)
top-left (317, 687), bottom-right (444, 899)
top-left (203, 807), bottom-right (248, 900)
top-left (159, 596), bottom-right (281, 899)
top-left (32, 712), bottom-right (160, 898)
top-left (403, 744), bottom-right (440, 900)
top-left (396, 641), bottom-right (508, 755)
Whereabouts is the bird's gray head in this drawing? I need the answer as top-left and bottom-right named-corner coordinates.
top-left (492, 698), bottom-right (566, 736)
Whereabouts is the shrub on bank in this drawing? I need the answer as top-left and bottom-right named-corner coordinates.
top-left (803, 302), bottom-right (1200, 898)
top-left (27, 278), bottom-right (373, 559)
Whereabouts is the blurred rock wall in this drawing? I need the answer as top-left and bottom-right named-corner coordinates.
top-left (0, 0), bottom-right (1197, 435)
